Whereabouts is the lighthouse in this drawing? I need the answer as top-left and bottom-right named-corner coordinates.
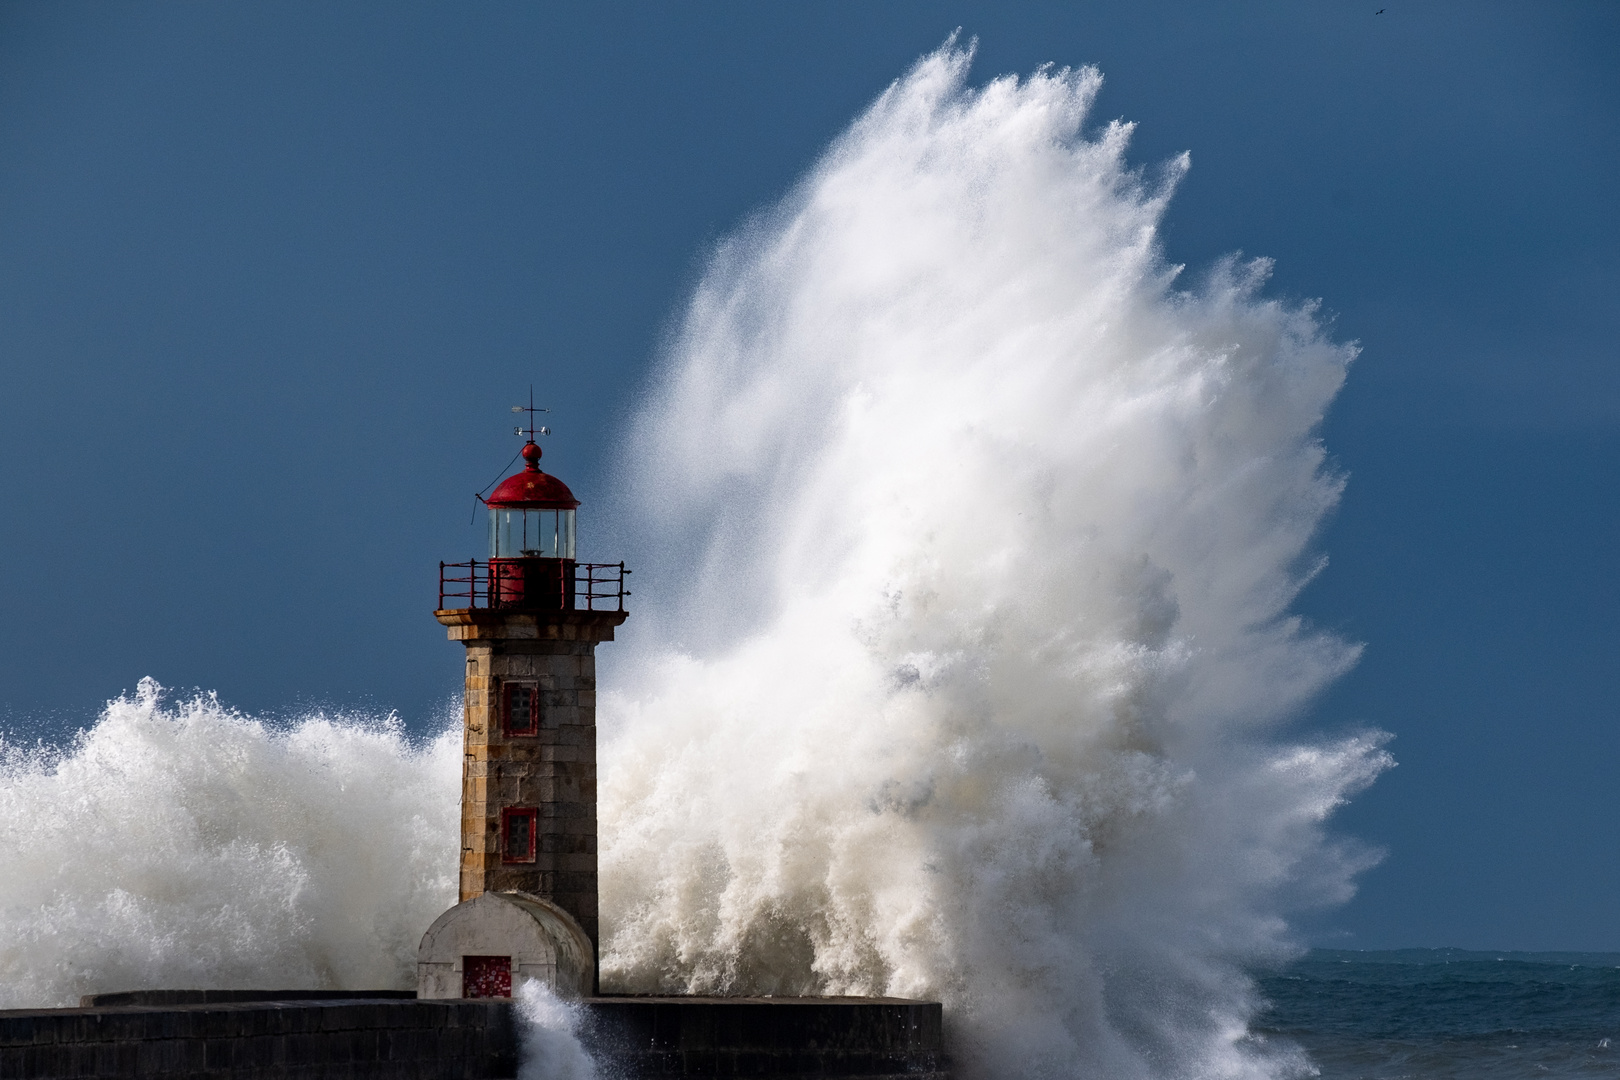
top-left (417, 417), bottom-right (628, 1000)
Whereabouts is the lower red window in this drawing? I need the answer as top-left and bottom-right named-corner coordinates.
top-left (502, 806), bottom-right (537, 863)
top-left (462, 955), bottom-right (511, 999)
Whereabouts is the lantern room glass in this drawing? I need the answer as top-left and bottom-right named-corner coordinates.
top-left (489, 508), bottom-right (576, 559)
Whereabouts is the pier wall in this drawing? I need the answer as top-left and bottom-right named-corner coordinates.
top-left (0, 993), bottom-right (947, 1080)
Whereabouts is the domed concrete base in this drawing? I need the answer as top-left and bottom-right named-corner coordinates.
top-left (417, 891), bottom-right (594, 999)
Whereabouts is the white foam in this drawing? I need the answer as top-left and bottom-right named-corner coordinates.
top-left (515, 979), bottom-right (598, 1080)
top-left (0, 678), bottom-right (459, 1007)
top-left (595, 43), bottom-right (1389, 1079)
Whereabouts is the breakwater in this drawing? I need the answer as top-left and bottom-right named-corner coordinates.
top-left (0, 993), bottom-right (945, 1079)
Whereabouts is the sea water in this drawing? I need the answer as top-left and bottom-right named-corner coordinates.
top-left (1257, 950), bottom-right (1620, 1078)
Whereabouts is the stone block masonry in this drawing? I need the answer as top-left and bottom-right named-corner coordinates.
top-left (435, 608), bottom-right (626, 955)
top-left (580, 997), bottom-right (949, 1080)
top-left (0, 996), bottom-right (516, 1080)
top-left (0, 995), bottom-right (948, 1080)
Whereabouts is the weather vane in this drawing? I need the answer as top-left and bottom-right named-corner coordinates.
top-left (511, 385), bottom-right (551, 440)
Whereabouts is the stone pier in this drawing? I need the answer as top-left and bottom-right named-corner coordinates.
top-left (0, 993), bottom-right (949, 1079)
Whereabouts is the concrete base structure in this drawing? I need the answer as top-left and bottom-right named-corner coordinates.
top-left (0, 994), bottom-right (946, 1080)
top-left (416, 892), bottom-right (594, 1000)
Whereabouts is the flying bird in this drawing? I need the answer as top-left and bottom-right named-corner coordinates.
top-left (1376, 7), bottom-right (1385, 12)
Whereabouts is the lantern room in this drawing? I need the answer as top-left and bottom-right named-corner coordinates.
top-left (483, 440), bottom-right (579, 610)
top-left (486, 442), bottom-right (578, 559)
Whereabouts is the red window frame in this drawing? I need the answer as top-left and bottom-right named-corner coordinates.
top-left (502, 681), bottom-right (540, 737)
top-left (501, 806), bottom-right (538, 864)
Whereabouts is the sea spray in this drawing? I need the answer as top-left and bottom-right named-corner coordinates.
top-left (0, 678), bottom-right (459, 1007)
top-left (515, 979), bottom-right (599, 1080)
top-left (595, 43), bottom-right (1389, 1080)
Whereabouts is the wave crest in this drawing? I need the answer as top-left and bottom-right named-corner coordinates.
top-left (598, 44), bottom-right (1387, 1080)
top-left (0, 678), bottom-right (459, 1007)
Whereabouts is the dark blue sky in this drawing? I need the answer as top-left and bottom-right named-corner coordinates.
top-left (0, 2), bottom-right (1614, 951)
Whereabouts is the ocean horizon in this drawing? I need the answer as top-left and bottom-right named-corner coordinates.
top-left (1257, 949), bottom-right (1620, 1078)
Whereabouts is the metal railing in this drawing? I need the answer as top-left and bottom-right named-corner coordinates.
top-left (437, 560), bottom-right (630, 612)
top-left (575, 561), bottom-right (631, 612)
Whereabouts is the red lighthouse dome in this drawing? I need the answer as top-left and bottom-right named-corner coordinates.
top-left (485, 442), bottom-right (580, 510)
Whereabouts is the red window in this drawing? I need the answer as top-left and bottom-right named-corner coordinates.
top-left (502, 806), bottom-right (537, 864)
top-left (503, 682), bottom-right (539, 736)
top-left (462, 955), bottom-right (511, 999)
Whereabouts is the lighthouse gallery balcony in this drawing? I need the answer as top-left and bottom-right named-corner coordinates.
top-left (437, 559), bottom-right (629, 613)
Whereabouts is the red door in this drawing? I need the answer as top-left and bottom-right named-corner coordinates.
top-left (463, 955), bottom-right (512, 998)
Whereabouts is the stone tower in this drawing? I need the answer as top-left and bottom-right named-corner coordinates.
top-left (421, 429), bottom-right (627, 999)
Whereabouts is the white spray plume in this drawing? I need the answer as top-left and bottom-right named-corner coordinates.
top-left (0, 678), bottom-right (459, 1007)
top-left (515, 979), bottom-right (599, 1080)
top-left (597, 43), bottom-right (1388, 1079)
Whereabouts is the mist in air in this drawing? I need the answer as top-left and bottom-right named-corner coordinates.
top-left (0, 43), bottom-right (1385, 1080)
top-left (599, 44), bottom-right (1386, 1079)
